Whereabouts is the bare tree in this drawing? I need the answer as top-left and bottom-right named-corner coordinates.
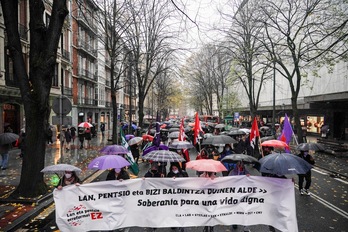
top-left (1, 0), bottom-right (68, 197)
top-left (218, 0), bottom-right (272, 118)
top-left (260, 0), bottom-right (348, 142)
top-left (90, 0), bottom-right (137, 143)
top-left (125, 0), bottom-right (178, 127)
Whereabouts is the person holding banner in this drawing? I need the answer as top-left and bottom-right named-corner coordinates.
top-left (144, 163), bottom-right (162, 178)
top-left (106, 168), bottom-right (130, 181)
top-left (57, 171), bottom-right (81, 190)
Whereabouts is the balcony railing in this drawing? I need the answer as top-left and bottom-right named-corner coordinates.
top-left (77, 97), bottom-right (98, 106)
top-left (78, 68), bottom-right (97, 82)
top-left (77, 39), bottom-right (97, 57)
top-left (76, 14), bottom-right (98, 33)
top-left (63, 86), bottom-right (72, 96)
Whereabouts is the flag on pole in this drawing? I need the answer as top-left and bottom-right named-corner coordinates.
top-left (250, 117), bottom-right (260, 149)
top-left (120, 127), bottom-right (139, 175)
top-left (193, 112), bottom-right (202, 145)
top-left (278, 114), bottom-right (293, 145)
top-left (153, 111), bottom-right (161, 147)
top-left (178, 118), bottom-right (185, 141)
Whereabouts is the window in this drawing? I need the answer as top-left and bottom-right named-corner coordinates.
top-left (52, 63), bottom-right (58, 87)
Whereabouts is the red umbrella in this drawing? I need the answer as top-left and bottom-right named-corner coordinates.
top-left (78, 122), bottom-right (93, 128)
top-left (261, 140), bottom-right (289, 149)
top-left (142, 134), bottom-right (154, 141)
top-left (186, 159), bottom-right (227, 172)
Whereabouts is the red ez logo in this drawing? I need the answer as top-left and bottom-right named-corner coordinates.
top-left (90, 212), bottom-right (103, 220)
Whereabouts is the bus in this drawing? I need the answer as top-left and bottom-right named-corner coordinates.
top-left (199, 115), bottom-right (220, 124)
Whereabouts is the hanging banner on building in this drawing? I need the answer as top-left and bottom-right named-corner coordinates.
top-left (54, 176), bottom-right (298, 232)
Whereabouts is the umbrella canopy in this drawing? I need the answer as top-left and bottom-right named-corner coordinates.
top-left (88, 155), bottom-right (130, 170)
top-left (168, 131), bottom-right (187, 139)
top-left (0, 132), bottom-right (19, 145)
top-left (168, 127), bottom-right (180, 132)
top-left (261, 140), bottom-right (289, 149)
top-left (259, 153), bottom-right (312, 176)
top-left (221, 154), bottom-right (259, 164)
top-left (168, 141), bottom-right (194, 150)
top-left (142, 134), bottom-right (154, 141)
top-left (296, 143), bottom-right (325, 151)
top-left (260, 136), bottom-right (275, 143)
top-left (122, 124), bottom-right (137, 130)
top-left (41, 164), bottom-right (82, 174)
top-left (128, 137), bottom-right (143, 146)
top-left (202, 135), bottom-right (237, 145)
top-left (78, 122), bottom-right (93, 128)
top-left (143, 144), bottom-right (169, 156)
top-left (214, 124), bottom-right (225, 129)
top-left (227, 130), bottom-right (247, 136)
top-left (125, 134), bottom-right (135, 141)
top-left (186, 159), bottom-right (227, 172)
top-left (99, 145), bottom-right (128, 155)
top-left (239, 128), bottom-right (251, 134)
top-left (142, 150), bottom-right (185, 162)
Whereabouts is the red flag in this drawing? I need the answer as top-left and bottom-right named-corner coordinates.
top-left (193, 112), bottom-right (202, 145)
top-left (178, 118), bottom-right (185, 141)
top-left (250, 118), bottom-right (260, 148)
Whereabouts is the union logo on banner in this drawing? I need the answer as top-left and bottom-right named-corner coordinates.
top-left (66, 204), bottom-right (103, 226)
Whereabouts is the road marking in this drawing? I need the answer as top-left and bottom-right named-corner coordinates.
top-left (312, 168), bottom-right (328, 175)
top-left (295, 184), bottom-right (348, 219)
top-left (334, 178), bottom-right (348, 184)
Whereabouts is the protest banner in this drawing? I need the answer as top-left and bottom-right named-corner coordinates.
top-left (54, 176), bottom-right (298, 232)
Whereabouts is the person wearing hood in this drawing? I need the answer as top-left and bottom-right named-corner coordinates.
top-left (106, 168), bottom-right (130, 181)
top-left (167, 162), bottom-right (188, 178)
top-left (144, 162), bottom-right (162, 178)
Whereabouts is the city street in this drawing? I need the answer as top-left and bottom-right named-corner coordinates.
top-left (1, 132), bottom-right (347, 231)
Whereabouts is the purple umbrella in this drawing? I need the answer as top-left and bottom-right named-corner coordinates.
top-left (142, 144), bottom-right (169, 156)
top-left (88, 155), bottom-right (130, 170)
top-left (99, 145), bottom-right (128, 155)
top-left (125, 134), bottom-right (135, 141)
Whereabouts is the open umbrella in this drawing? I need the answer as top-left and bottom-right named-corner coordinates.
top-left (0, 132), bottom-right (19, 145)
top-left (142, 150), bottom-right (185, 162)
top-left (99, 145), bottom-right (128, 155)
top-left (168, 141), bottom-right (194, 150)
top-left (125, 134), bottom-right (135, 141)
top-left (128, 137), bottom-right (143, 146)
top-left (227, 130), bottom-right (247, 136)
top-left (41, 164), bottom-right (82, 174)
top-left (186, 159), bottom-right (227, 172)
top-left (143, 144), bottom-right (169, 156)
top-left (296, 143), bottom-right (325, 151)
top-left (142, 134), bottom-right (154, 141)
top-left (214, 124), bottom-right (225, 129)
top-left (261, 140), bottom-right (289, 149)
top-left (221, 154), bottom-right (259, 164)
top-left (259, 153), bottom-right (312, 176)
top-left (168, 131), bottom-right (187, 139)
top-left (88, 155), bottom-right (130, 170)
top-left (78, 122), bottom-right (93, 128)
top-left (168, 127), bottom-right (180, 132)
top-left (202, 135), bottom-right (237, 145)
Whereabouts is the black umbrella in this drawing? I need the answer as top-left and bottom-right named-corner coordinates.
top-left (227, 130), bottom-right (246, 136)
top-left (259, 153), bottom-right (312, 176)
top-left (0, 132), bottom-right (19, 145)
top-left (296, 143), bottom-right (326, 151)
top-left (201, 135), bottom-right (237, 145)
top-left (221, 154), bottom-right (259, 164)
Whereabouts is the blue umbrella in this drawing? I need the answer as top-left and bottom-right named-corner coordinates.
top-left (122, 124), bottom-right (137, 130)
top-left (99, 145), bottom-right (128, 155)
top-left (259, 153), bottom-right (312, 176)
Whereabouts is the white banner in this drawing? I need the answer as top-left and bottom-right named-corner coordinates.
top-left (54, 176), bottom-right (298, 232)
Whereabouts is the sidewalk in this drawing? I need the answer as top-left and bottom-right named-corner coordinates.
top-left (0, 132), bottom-right (111, 231)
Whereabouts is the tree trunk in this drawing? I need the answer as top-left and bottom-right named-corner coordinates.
top-left (1, 0), bottom-right (68, 198)
top-left (138, 91), bottom-right (145, 127)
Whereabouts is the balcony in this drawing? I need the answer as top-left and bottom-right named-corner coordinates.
top-left (78, 68), bottom-right (98, 82)
top-left (19, 24), bottom-right (28, 41)
top-left (77, 39), bottom-right (97, 58)
top-left (76, 14), bottom-right (98, 34)
top-left (63, 86), bottom-right (73, 96)
top-left (77, 97), bottom-right (98, 106)
top-left (62, 49), bottom-right (70, 61)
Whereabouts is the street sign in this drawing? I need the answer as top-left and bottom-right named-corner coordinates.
top-left (52, 95), bottom-right (72, 115)
top-left (52, 115), bottom-right (72, 125)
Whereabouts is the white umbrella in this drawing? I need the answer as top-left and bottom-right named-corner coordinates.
top-left (41, 164), bottom-right (82, 174)
top-left (128, 137), bottom-right (143, 146)
top-left (78, 122), bottom-right (93, 128)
